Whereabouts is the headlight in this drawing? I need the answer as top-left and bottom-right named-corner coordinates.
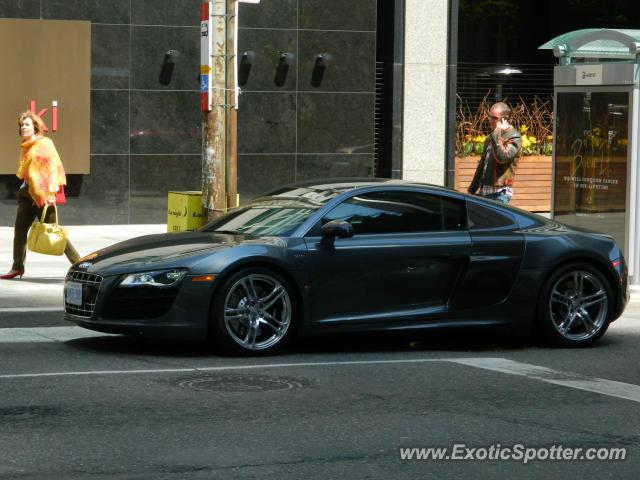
top-left (118, 269), bottom-right (187, 288)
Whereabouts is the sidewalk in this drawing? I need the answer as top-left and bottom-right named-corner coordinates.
top-left (0, 225), bottom-right (166, 315)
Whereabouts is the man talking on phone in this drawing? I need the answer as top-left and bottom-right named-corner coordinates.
top-left (468, 102), bottom-right (522, 204)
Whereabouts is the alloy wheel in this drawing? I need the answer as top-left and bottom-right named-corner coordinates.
top-left (548, 270), bottom-right (609, 342)
top-left (223, 273), bottom-right (292, 351)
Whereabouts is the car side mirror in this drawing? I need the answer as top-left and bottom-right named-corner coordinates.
top-left (320, 220), bottom-right (354, 248)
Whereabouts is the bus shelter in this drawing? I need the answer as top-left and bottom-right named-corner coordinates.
top-left (540, 29), bottom-right (640, 284)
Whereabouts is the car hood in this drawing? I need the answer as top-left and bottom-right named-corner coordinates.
top-left (75, 232), bottom-right (281, 275)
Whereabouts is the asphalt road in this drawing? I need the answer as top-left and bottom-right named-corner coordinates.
top-left (1, 305), bottom-right (640, 479)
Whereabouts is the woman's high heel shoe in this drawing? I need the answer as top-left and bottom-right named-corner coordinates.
top-left (0, 270), bottom-right (24, 280)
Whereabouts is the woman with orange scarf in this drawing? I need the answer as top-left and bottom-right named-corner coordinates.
top-left (1, 111), bottom-right (80, 279)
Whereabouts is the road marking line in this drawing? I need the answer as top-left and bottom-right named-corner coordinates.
top-left (0, 326), bottom-right (115, 343)
top-left (0, 358), bottom-right (455, 379)
top-left (451, 357), bottom-right (640, 404)
top-left (0, 307), bottom-right (63, 313)
top-left (1, 354), bottom-right (640, 405)
top-left (2, 327), bottom-right (640, 404)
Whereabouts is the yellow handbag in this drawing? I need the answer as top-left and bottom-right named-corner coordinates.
top-left (27, 205), bottom-right (68, 256)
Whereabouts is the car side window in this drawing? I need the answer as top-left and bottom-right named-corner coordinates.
top-left (467, 201), bottom-right (517, 230)
top-left (319, 191), bottom-right (466, 235)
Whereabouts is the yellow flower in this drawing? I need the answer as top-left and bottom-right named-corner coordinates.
top-left (520, 125), bottom-right (529, 133)
top-left (473, 135), bottom-right (486, 143)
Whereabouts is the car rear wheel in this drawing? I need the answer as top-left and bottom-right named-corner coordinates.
top-left (536, 263), bottom-right (613, 347)
top-left (210, 268), bottom-right (295, 355)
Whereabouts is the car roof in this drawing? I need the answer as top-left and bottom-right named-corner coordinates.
top-left (285, 177), bottom-right (449, 190)
top-left (261, 178), bottom-right (455, 198)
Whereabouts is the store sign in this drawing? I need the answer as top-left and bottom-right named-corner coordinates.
top-left (0, 19), bottom-right (90, 174)
top-left (576, 65), bottom-right (603, 85)
top-left (29, 100), bottom-right (59, 132)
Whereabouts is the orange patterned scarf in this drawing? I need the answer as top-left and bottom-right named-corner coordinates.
top-left (16, 136), bottom-right (67, 208)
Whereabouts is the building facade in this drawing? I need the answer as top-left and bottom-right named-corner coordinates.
top-left (0, 0), bottom-right (383, 225)
top-left (1, 0), bottom-right (635, 226)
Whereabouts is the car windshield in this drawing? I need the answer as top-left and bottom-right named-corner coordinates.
top-left (200, 182), bottom-right (378, 236)
top-left (200, 198), bottom-right (322, 237)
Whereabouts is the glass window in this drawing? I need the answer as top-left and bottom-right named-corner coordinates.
top-left (321, 191), bottom-right (465, 235)
top-left (201, 199), bottom-right (320, 237)
top-left (467, 201), bottom-right (516, 230)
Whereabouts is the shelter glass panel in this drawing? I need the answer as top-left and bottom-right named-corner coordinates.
top-left (554, 91), bottom-right (628, 250)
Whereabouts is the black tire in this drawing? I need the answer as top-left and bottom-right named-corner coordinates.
top-left (536, 262), bottom-right (613, 347)
top-left (210, 267), bottom-right (297, 355)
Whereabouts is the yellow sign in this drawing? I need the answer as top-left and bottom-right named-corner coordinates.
top-left (167, 191), bottom-right (206, 232)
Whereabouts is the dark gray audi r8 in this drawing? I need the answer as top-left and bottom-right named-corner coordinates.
top-left (64, 179), bottom-right (628, 354)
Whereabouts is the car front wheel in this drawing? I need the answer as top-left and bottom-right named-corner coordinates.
top-left (536, 263), bottom-right (613, 347)
top-left (210, 268), bottom-right (295, 355)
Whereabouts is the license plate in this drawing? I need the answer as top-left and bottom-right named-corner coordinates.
top-left (65, 282), bottom-right (83, 306)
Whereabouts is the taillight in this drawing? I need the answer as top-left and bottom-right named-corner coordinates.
top-left (611, 257), bottom-right (627, 283)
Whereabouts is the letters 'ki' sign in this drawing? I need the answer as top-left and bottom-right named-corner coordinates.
top-left (29, 100), bottom-right (59, 132)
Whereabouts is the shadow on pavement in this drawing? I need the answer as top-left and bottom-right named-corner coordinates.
top-left (63, 327), bottom-right (536, 358)
top-left (293, 329), bottom-right (533, 354)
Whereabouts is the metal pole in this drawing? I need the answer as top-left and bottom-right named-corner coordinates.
top-left (226, 0), bottom-right (238, 210)
top-left (202, 0), bottom-right (227, 221)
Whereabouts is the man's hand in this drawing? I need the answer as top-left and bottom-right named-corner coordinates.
top-left (495, 118), bottom-right (511, 132)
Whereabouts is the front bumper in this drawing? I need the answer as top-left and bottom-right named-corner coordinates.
top-left (64, 270), bottom-right (216, 340)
